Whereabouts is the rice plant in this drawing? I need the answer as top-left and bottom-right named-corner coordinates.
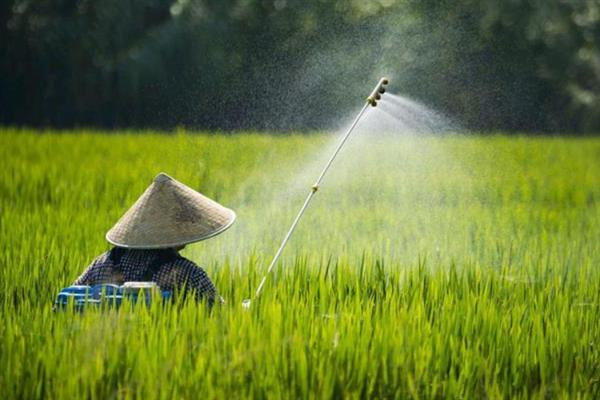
top-left (1, 129), bottom-right (599, 398)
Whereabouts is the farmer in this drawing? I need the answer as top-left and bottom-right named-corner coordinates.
top-left (74, 172), bottom-right (235, 306)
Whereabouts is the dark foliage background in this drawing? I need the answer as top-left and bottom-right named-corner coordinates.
top-left (1, 0), bottom-right (598, 132)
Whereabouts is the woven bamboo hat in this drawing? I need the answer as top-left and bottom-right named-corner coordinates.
top-left (106, 173), bottom-right (236, 249)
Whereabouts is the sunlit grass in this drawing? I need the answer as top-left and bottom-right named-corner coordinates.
top-left (1, 129), bottom-right (599, 398)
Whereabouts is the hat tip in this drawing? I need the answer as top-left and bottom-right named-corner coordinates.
top-left (154, 172), bottom-right (173, 183)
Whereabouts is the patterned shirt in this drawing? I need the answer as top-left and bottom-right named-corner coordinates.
top-left (74, 248), bottom-right (221, 304)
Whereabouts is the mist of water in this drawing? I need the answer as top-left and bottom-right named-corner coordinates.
top-left (193, 91), bottom-right (474, 270)
top-left (379, 94), bottom-right (459, 134)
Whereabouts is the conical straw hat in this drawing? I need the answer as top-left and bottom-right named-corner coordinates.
top-left (106, 173), bottom-right (236, 249)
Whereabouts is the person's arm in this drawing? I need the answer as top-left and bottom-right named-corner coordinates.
top-left (73, 255), bottom-right (104, 285)
top-left (187, 266), bottom-right (224, 306)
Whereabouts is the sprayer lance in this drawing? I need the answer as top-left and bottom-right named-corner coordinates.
top-left (366, 78), bottom-right (389, 107)
top-left (242, 77), bottom-right (390, 309)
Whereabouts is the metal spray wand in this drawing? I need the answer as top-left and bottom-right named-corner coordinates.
top-left (242, 77), bottom-right (389, 308)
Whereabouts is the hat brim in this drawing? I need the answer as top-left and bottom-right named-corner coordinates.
top-left (105, 172), bottom-right (237, 249)
top-left (106, 209), bottom-right (236, 249)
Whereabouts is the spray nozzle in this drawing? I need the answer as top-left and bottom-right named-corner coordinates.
top-left (367, 77), bottom-right (389, 107)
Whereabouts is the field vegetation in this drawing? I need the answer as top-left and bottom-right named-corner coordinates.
top-left (1, 129), bottom-right (599, 398)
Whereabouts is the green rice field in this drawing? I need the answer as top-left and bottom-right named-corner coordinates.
top-left (1, 128), bottom-right (599, 398)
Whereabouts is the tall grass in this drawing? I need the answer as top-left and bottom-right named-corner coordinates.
top-left (1, 129), bottom-right (599, 398)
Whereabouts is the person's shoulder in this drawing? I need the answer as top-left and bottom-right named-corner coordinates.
top-left (74, 249), bottom-right (114, 285)
top-left (85, 249), bottom-right (117, 270)
top-left (93, 249), bottom-right (113, 265)
top-left (172, 255), bottom-right (203, 270)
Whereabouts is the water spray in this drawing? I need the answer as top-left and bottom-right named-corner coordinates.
top-left (242, 77), bottom-right (389, 309)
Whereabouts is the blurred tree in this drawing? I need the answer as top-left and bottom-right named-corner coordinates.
top-left (407, 0), bottom-right (600, 131)
top-left (0, 0), bottom-right (598, 132)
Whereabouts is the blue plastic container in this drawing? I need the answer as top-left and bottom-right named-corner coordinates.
top-left (54, 283), bottom-right (172, 311)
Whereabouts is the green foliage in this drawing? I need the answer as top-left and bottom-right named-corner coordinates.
top-left (1, 1), bottom-right (599, 132)
top-left (1, 129), bottom-right (600, 398)
top-left (411, 0), bottom-right (600, 131)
